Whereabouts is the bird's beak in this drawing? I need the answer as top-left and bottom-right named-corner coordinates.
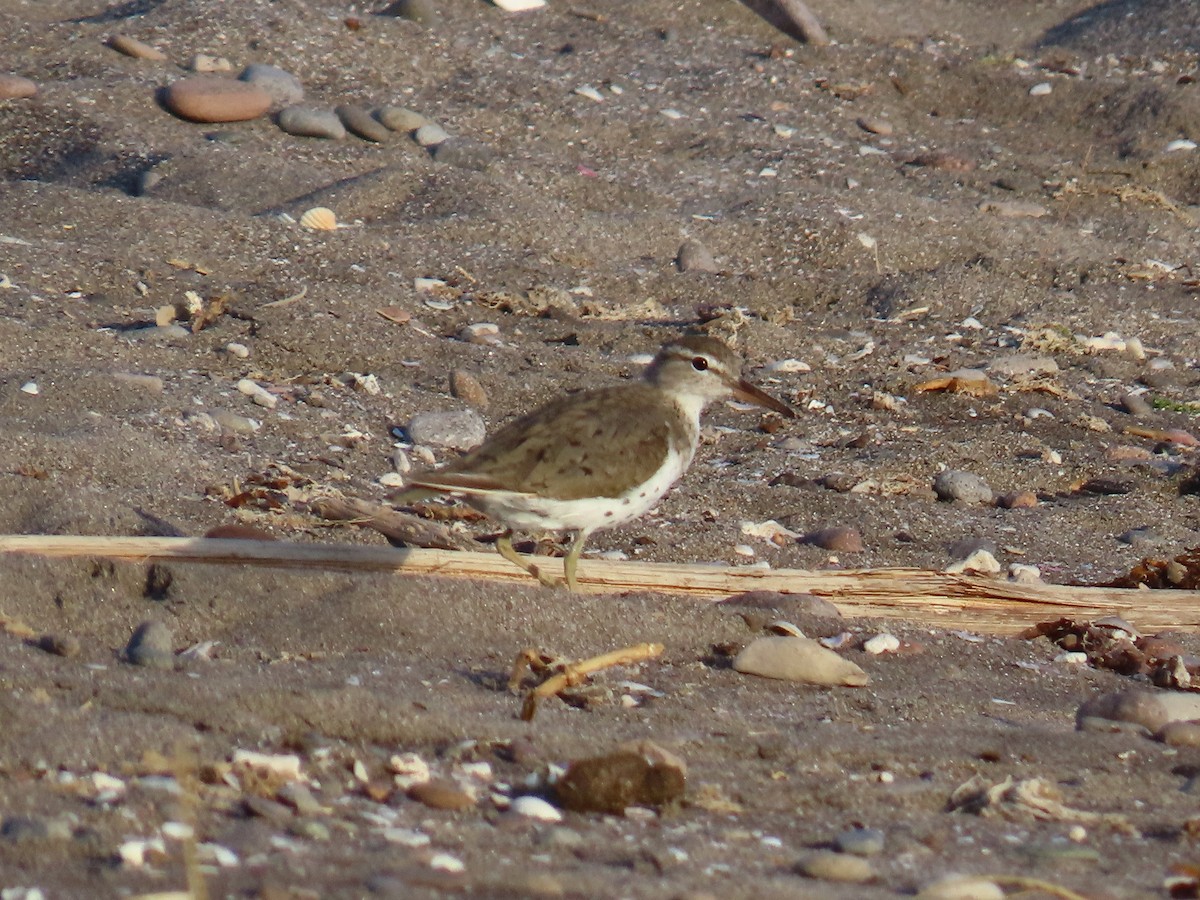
top-left (732, 379), bottom-right (795, 418)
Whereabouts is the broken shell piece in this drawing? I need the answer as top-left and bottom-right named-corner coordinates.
top-left (231, 749), bottom-right (303, 782)
top-left (863, 633), bottom-right (900, 655)
top-left (299, 207), bottom-right (337, 230)
top-left (766, 620), bottom-right (806, 638)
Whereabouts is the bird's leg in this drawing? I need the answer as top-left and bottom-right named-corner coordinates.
top-left (562, 530), bottom-right (590, 593)
top-left (496, 531), bottom-right (560, 589)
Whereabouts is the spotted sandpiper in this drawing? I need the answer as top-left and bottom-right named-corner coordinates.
top-left (399, 333), bottom-right (794, 590)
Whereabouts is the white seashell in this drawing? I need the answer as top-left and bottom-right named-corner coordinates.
top-left (511, 795), bottom-right (563, 822)
top-left (299, 207), bottom-right (337, 230)
top-left (231, 750), bottom-right (303, 781)
top-left (863, 633), bottom-right (900, 655)
top-left (574, 85), bottom-right (604, 102)
top-left (429, 853), bottom-right (465, 873)
top-left (492, 0), bottom-right (546, 9)
top-left (766, 358), bottom-right (812, 374)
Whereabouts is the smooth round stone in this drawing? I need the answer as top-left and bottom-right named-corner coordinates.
top-left (414, 122), bottom-right (450, 147)
top-left (407, 779), bottom-right (474, 811)
top-left (510, 795), bottom-right (563, 822)
top-left (0, 74), bottom-right (37, 100)
top-left (335, 105), bottom-right (391, 142)
top-left (408, 409), bottom-right (486, 451)
top-left (277, 106), bottom-right (345, 140)
top-left (933, 469), bottom-right (994, 505)
top-left (733, 636), bottom-right (869, 686)
top-left (1158, 721), bottom-right (1200, 747)
top-left (431, 139), bottom-right (495, 171)
top-left (107, 34), bottom-right (168, 61)
top-left (676, 238), bottom-right (718, 273)
top-left (834, 826), bottom-right (885, 856)
top-left (377, 105), bottom-right (429, 132)
top-left (163, 76), bottom-right (271, 123)
top-left (124, 620), bottom-right (174, 669)
top-left (1077, 689), bottom-right (1200, 734)
top-left (917, 875), bottom-right (1005, 900)
top-left (804, 526), bottom-right (864, 553)
top-left (190, 54), bottom-right (233, 73)
top-left (856, 115), bottom-right (894, 136)
top-left (795, 850), bottom-right (874, 883)
top-left (450, 370), bottom-right (489, 409)
top-left (239, 63), bottom-right (304, 109)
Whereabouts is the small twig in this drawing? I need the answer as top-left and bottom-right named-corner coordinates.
top-left (518, 642), bottom-right (664, 721)
top-left (261, 284), bottom-right (308, 308)
top-left (985, 875), bottom-right (1090, 900)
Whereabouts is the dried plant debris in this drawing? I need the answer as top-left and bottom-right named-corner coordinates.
top-left (1105, 547), bottom-right (1200, 590)
top-left (947, 774), bottom-right (1137, 835)
top-left (1024, 616), bottom-right (1200, 688)
top-left (509, 643), bottom-right (664, 721)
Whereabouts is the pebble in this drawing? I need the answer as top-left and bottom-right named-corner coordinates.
top-left (406, 778), bottom-right (474, 810)
top-left (933, 470), bottom-right (994, 505)
top-left (450, 370), bottom-right (489, 409)
top-left (795, 850), bottom-right (874, 883)
top-left (237, 378), bottom-right (277, 409)
top-left (414, 122), bottom-right (451, 147)
top-left (225, 342), bottom-right (250, 359)
top-left (997, 490), bottom-right (1038, 509)
top-left (36, 633), bottom-right (81, 658)
top-left (163, 76), bottom-right (271, 123)
top-left (917, 874), bottom-right (1005, 900)
top-left (277, 106), bottom-right (345, 140)
top-left (189, 54), bottom-right (233, 73)
top-left (945, 549), bottom-right (1001, 575)
top-left (239, 64), bottom-right (304, 109)
top-left (1077, 689), bottom-right (1200, 734)
top-left (1121, 392), bottom-right (1152, 417)
top-left (1118, 526), bottom-right (1158, 547)
top-left (863, 633), bottom-right (900, 655)
top-left (212, 409), bottom-right (259, 434)
top-left (0, 74), bottom-right (37, 99)
top-left (431, 138), bottom-right (495, 170)
top-left (554, 748), bottom-right (685, 814)
top-left (856, 115), bottom-right (894, 136)
top-left (1156, 721), bottom-right (1200, 747)
top-left (277, 782), bottom-right (323, 816)
top-left (113, 372), bottom-right (164, 392)
top-left (336, 105), bottom-right (391, 143)
top-left (676, 238), bottom-right (718, 273)
top-left (408, 409), bottom-right (486, 452)
top-left (510, 795), bottom-right (563, 822)
top-left (1008, 563), bottom-right (1042, 584)
top-left (378, 0), bottom-right (441, 24)
top-left (1029, 82), bottom-right (1052, 96)
top-left (734, 636), bottom-right (869, 686)
top-left (106, 34), bottom-right (167, 61)
top-left (834, 826), bottom-right (885, 856)
top-left (124, 620), bottom-right (174, 669)
top-left (459, 322), bottom-right (501, 345)
top-left (383, 827), bottom-right (431, 847)
top-left (802, 526), bottom-right (864, 553)
top-left (1, 816), bottom-right (50, 844)
top-left (377, 106), bottom-right (429, 132)
top-left (987, 353), bottom-right (1058, 378)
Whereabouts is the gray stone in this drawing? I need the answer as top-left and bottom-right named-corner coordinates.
top-left (933, 469), bottom-right (994, 505)
top-left (277, 106), bottom-right (345, 140)
top-left (1077, 689), bottom-right (1200, 734)
top-left (834, 826), bottom-right (885, 856)
top-left (431, 139), bottom-right (495, 171)
top-left (676, 238), bottom-right (718, 273)
top-left (414, 122), bottom-right (450, 147)
top-left (1117, 526), bottom-right (1158, 547)
top-left (377, 106), bottom-right (429, 132)
top-left (408, 409), bottom-right (486, 451)
top-left (1121, 392), bottom-right (1153, 417)
top-left (124, 620), bottom-right (175, 669)
top-left (795, 850), bottom-right (874, 883)
top-left (336, 105), bottom-right (391, 143)
top-left (1, 816), bottom-right (49, 843)
top-left (239, 64), bottom-right (304, 110)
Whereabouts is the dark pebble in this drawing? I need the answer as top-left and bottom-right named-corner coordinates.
top-left (36, 633), bottom-right (81, 658)
top-left (802, 526), bottom-right (864, 553)
top-left (553, 750), bottom-right (685, 814)
top-left (124, 620), bottom-right (175, 669)
top-left (1, 816), bottom-right (49, 843)
top-left (335, 105), bottom-right (392, 143)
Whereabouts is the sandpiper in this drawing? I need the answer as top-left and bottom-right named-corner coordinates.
top-left (400, 333), bottom-right (794, 590)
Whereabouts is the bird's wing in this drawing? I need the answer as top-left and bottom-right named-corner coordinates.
top-left (422, 385), bottom-right (686, 501)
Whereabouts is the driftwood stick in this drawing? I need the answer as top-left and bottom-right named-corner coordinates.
top-left (738, 0), bottom-right (829, 46)
top-left (1, 535), bottom-right (1198, 634)
top-left (306, 496), bottom-right (471, 551)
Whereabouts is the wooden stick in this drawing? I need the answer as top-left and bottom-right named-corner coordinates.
top-left (518, 642), bottom-right (665, 721)
top-left (1, 534), bottom-right (1198, 634)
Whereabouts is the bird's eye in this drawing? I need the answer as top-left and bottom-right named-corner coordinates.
top-left (691, 356), bottom-right (708, 371)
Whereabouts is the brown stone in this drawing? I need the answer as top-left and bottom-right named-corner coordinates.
top-left (406, 778), bottom-right (474, 810)
top-left (554, 750), bottom-right (685, 814)
top-left (106, 34), bottom-right (168, 61)
top-left (803, 525), bottom-right (864, 552)
top-left (0, 74), bottom-right (37, 100)
top-left (163, 76), bottom-right (271, 123)
top-left (997, 490), bottom-right (1038, 509)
